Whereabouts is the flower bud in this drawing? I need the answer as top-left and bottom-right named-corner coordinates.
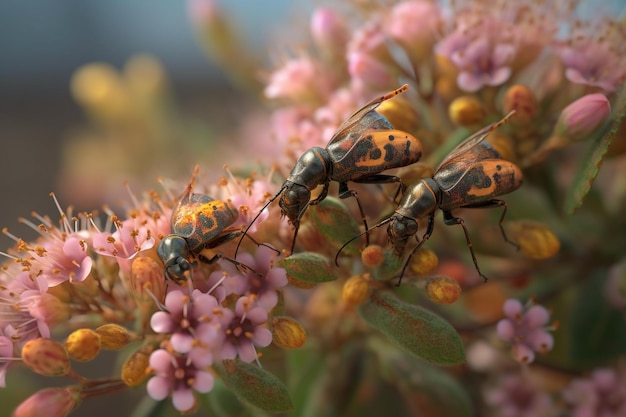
top-left (425, 275), bottom-right (461, 304)
top-left (310, 7), bottom-right (349, 60)
top-left (449, 96), bottom-right (487, 126)
top-left (409, 247), bottom-right (439, 276)
top-left (377, 96), bottom-right (421, 133)
top-left (271, 316), bottom-right (307, 349)
top-left (361, 245), bottom-right (385, 269)
top-left (65, 329), bottom-right (101, 362)
top-left (12, 387), bottom-right (81, 417)
top-left (70, 63), bottom-right (130, 123)
top-left (506, 220), bottom-right (560, 260)
top-left (556, 93), bottom-right (611, 141)
top-left (348, 52), bottom-right (394, 90)
top-left (130, 256), bottom-right (166, 302)
top-left (96, 324), bottom-right (136, 350)
top-left (486, 133), bottom-right (517, 162)
top-left (503, 84), bottom-right (538, 126)
top-left (21, 338), bottom-right (71, 377)
top-left (121, 344), bottom-right (154, 386)
top-left (342, 274), bottom-right (372, 308)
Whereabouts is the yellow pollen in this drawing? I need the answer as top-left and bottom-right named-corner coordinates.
top-left (244, 331), bottom-right (254, 340)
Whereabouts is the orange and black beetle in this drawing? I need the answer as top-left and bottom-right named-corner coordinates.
top-left (238, 85), bottom-right (423, 256)
top-left (339, 111), bottom-right (522, 284)
top-left (157, 166), bottom-right (244, 284)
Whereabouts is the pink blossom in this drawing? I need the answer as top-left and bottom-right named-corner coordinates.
top-left (485, 373), bottom-right (558, 417)
top-left (147, 348), bottom-right (214, 413)
top-left (264, 57), bottom-right (334, 103)
top-left (0, 333), bottom-right (15, 387)
top-left (150, 289), bottom-right (223, 357)
top-left (310, 7), bottom-right (349, 60)
top-left (93, 216), bottom-right (155, 276)
top-left (563, 368), bottom-right (626, 417)
top-left (227, 245), bottom-right (288, 310)
top-left (496, 298), bottom-right (555, 364)
top-left (385, 0), bottom-right (442, 61)
top-left (559, 36), bottom-right (626, 92)
top-left (220, 296), bottom-right (272, 363)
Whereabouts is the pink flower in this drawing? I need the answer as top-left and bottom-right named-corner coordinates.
top-left (310, 7), bottom-right (349, 60)
top-left (0, 333), bottom-right (15, 387)
top-left (558, 19), bottom-right (626, 93)
top-left (147, 348), bottom-right (214, 413)
top-left (150, 289), bottom-right (223, 358)
top-left (496, 298), bottom-right (555, 364)
top-left (224, 245), bottom-right (288, 310)
top-left (436, 23), bottom-right (516, 92)
top-left (385, 0), bottom-right (442, 61)
top-left (556, 93), bottom-right (611, 141)
top-left (485, 373), bottom-right (558, 417)
top-left (264, 57), bottom-right (334, 104)
top-left (2, 273), bottom-right (52, 345)
top-left (563, 368), bottom-right (626, 417)
top-left (219, 296), bottom-right (272, 363)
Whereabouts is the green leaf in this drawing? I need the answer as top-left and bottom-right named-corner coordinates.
top-left (308, 196), bottom-right (362, 255)
top-left (279, 252), bottom-right (337, 283)
top-left (215, 360), bottom-right (293, 413)
top-left (374, 344), bottom-right (474, 417)
top-left (565, 85), bottom-right (626, 214)
top-left (545, 268), bottom-right (626, 370)
top-left (359, 292), bottom-right (466, 365)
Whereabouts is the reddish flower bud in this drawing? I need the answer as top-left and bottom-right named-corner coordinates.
top-left (503, 84), bottom-right (538, 126)
top-left (425, 275), bottom-right (462, 304)
top-left (21, 338), bottom-right (71, 377)
top-left (13, 387), bottom-right (81, 417)
top-left (65, 329), bottom-right (101, 362)
top-left (271, 316), bottom-right (307, 349)
top-left (361, 245), bottom-right (385, 269)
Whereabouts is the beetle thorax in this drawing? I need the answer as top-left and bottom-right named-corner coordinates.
top-left (286, 147), bottom-right (331, 189)
top-left (395, 178), bottom-right (439, 219)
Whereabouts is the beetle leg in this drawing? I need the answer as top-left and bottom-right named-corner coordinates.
top-left (337, 182), bottom-right (370, 246)
top-left (442, 210), bottom-right (488, 282)
top-left (459, 199), bottom-right (520, 250)
top-left (397, 212), bottom-right (435, 286)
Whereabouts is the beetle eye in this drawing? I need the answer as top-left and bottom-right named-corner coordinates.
top-left (282, 186), bottom-right (310, 207)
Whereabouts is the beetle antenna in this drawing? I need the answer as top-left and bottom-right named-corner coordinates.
top-left (334, 217), bottom-right (393, 266)
top-left (235, 186), bottom-right (285, 259)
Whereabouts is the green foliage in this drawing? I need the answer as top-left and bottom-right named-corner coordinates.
top-left (308, 196), bottom-right (362, 255)
top-left (359, 292), bottom-right (466, 365)
top-left (565, 84), bottom-right (626, 213)
top-left (215, 360), bottom-right (294, 413)
top-left (279, 252), bottom-right (337, 283)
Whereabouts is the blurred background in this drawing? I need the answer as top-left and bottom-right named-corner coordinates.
top-left (0, 0), bottom-right (307, 240)
top-left (0, 1), bottom-right (305, 415)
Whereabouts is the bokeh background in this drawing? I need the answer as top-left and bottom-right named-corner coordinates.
top-left (0, 1), bottom-right (304, 415)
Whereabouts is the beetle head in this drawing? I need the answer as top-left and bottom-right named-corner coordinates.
top-left (279, 183), bottom-right (311, 224)
top-left (387, 214), bottom-right (418, 257)
top-left (157, 235), bottom-right (192, 282)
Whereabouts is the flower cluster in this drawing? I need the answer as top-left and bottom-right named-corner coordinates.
top-left (3, 0), bottom-right (626, 416)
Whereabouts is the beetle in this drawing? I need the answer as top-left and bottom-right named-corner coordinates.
top-left (337, 111), bottom-right (522, 284)
top-left (157, 166), bottom-right (251, 284)
top-left (236, 84), bottom-right (423, 257)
